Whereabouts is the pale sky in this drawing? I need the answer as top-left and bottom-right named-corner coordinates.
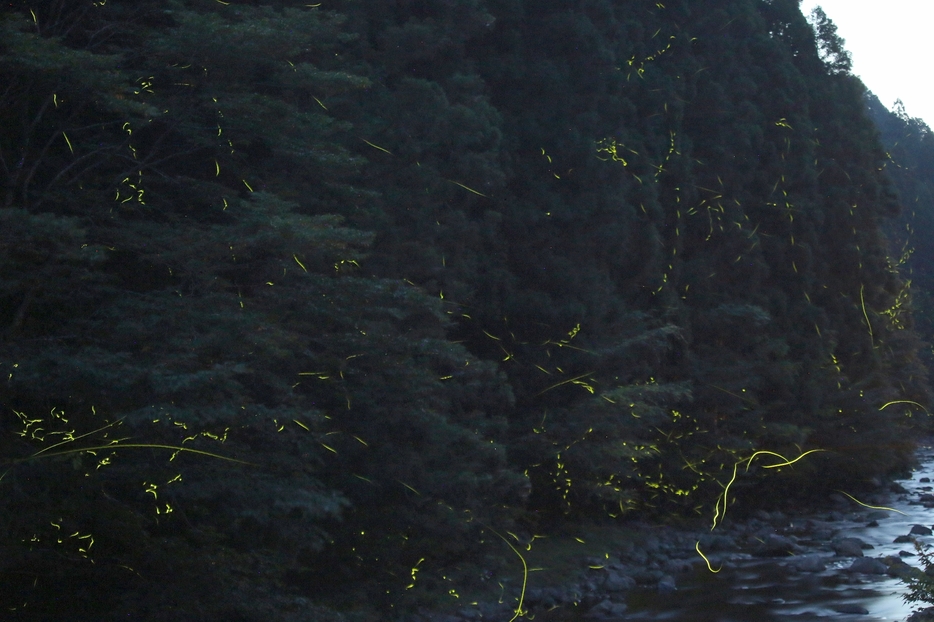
top-left (802, 1), bottom-right (934, 128)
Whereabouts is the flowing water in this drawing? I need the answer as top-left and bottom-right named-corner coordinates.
top-left (586, 446), bottom-right (934, 621)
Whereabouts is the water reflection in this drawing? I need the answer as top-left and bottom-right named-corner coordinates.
top-left (625, 561), bottom-right (909, 621)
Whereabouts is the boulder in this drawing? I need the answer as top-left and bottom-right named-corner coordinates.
top-left (907, 606), bottom-right (934, 622)
top-left (832, 537), bottom-right (870, 557)
top-left (663, 559), bottom-right (694, 575)
top-left (633, 569), bottom-right (664, 585)
top-left (753, 535), bottom-right (803, 557)
top-left (846, 558), bottom-right (888, 575)
top-left (698, 533), bottom-right (739, 552)
top-left (831, 541), bottom-right (863, 558)
top-left (910, 524), bottom-right (933, 536)
top-left (602, 570), bottom-right (635, 593)
top-left (790, 555), bottom-right (827, 572)
top-left (885, 557), bottom-right (921, 580)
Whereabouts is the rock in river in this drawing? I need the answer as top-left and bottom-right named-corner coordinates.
top-left (832, 537), bottom-right (868, 557)
top-left (846, 557), bottom-right (888, 575)
top-left (790, 554), bottom-right (827, 572)
top-left (601, 569), bottom-right (635, 593)
top-left (753, 535), bottom-right (803, 557)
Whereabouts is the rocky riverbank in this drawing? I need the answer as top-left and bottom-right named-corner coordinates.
top-left (411, 472), bottom-right (934, 622)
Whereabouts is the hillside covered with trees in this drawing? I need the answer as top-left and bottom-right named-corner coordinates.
top-left (1, 0), bottom-right (930, 619)
top-left (867, 94), bottom-right (934, 369)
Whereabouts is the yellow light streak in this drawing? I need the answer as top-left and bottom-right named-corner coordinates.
top-left (695, 541), bottom-right (721, 573)
top-left (446, 179), bottom-right (487, 197)
top-left (535, 372), bottom-right (596, 396)
top-left (360, 138), bottom-right (392, 154)
top-left (860, 284), bottom-right (873, 344)
top-left (712, 449), bottom-right (825, 529)
top-left (880, 400), bottom-right (929, 414)
top-left (487, 527), bottom-right (528, 622)
top-left (9, 443), bottom-right (254, 467)
top-left (756, 448), bottom-right (825, 469)
top-left (397, 480), bottom-right (421, 495)
top-left (835, 490), bottom-right (906, 515)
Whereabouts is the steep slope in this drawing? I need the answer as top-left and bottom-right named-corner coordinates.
top-left (0, 0), bottom-right (928, 618)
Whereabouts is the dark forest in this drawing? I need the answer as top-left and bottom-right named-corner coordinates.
top-left (2, 0), bottom-right (934, 619)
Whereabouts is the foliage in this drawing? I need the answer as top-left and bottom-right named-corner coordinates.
top-left (0, 1), bottom-right (517, 617)
top-left (1, 0), bottom-right (931, 618)
top-left (867, 93), bottom-right (934, 378)
top-left (902, 543), bottom-right (934, 610)
top-left (807, 6), bottom-right (852, 74)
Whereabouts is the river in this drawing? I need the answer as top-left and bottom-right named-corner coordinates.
top-left (543, 447), bottom-right (934, 622)
top-left (610, 445), bottom-right (934, 621)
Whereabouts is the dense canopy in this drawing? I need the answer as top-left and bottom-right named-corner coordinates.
top-left (1, 0), bottom-right (931, 619)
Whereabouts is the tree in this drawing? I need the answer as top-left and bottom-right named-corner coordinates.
top-left (0, 2), bottom-right (522, 617)
top-left (808, 6), bottom-right (852, 74)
